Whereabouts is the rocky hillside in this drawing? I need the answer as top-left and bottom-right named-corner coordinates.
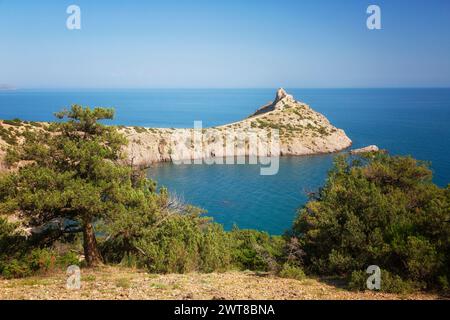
top-left (0, 89), bottom-right (352, 170)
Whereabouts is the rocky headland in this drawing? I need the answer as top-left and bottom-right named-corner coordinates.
top-left (0, 89), bottom-right (352, 170)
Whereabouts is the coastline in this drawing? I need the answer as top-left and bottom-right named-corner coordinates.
top-left (119, 89), bottom-right (352, 168)
top-left (0, 89), bottom-right (352, 171)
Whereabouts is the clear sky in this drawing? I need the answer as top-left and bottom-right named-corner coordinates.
top-left (1, 0), bottom-right (449, 88)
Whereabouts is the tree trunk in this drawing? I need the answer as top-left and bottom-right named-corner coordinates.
top-left (82, 221), bottom-right (103, 267)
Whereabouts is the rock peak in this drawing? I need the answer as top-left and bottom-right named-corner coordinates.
top-left (275, 88), bottom-right (288, 101)
top-left (250, 88), bottom-right (295, 117)
top-left (273, 88), bottom-right (294, 105)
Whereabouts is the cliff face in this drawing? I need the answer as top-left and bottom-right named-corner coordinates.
top-left (0, 89), bottom-right (352, 170)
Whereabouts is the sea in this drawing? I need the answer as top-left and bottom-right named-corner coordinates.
top-left (1, 88), bottom-right (449, 234)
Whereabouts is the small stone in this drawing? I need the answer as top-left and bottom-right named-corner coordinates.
top-left (350, 145), bottom-right (380, 154)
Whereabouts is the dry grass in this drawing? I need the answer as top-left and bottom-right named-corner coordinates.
top-left (0, 266), bottom-right (445, 300)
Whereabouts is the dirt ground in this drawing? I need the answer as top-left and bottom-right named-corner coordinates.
top-left (0, 266), bottom-right (446, 300)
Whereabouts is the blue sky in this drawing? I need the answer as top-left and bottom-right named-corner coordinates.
top-left (1, 0), bottom-right (449, 88)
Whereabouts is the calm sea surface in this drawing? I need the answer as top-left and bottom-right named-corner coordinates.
top-left (1, 88), bottom-right (449, 234)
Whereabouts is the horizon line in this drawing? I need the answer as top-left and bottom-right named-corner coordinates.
top-left (3, 86), bottom-right (450, 91)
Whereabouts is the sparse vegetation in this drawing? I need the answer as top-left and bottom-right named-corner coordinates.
top-left (279, 264), bottom-right (306, 281)
top-left (133, 126), bottom-right (147, 134)
top-left (2, 119), bottom-right (22, 126)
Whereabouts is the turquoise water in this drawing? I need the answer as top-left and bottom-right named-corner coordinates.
top-left (149, 156), bottom-right (334, 234)
top-left (1, 88), bottom-right (449, 234)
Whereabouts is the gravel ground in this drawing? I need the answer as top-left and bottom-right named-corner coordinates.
top-left (0, 266), bottom-right (446, 300)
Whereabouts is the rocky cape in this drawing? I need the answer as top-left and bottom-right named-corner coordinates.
top-left (0, 89), bottom-right (352, 170)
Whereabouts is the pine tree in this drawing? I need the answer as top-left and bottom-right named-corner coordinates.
top-left (0, 105), bottom-right (161, 266)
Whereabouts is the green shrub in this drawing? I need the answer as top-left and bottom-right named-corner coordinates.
top-left (381, 272), bottom-right (421, 294)
top-left (136, 215), bottom-right (203, 273)
top-left (0, 259), bottom-right (31, 279)
top-left (347, 270), bottom-right (367, 291)
top-left (1, 248), bottom-right (79, 279)
top-left (317, 126), bottom-right (328, 136)
top-left (0, 127), bottom-right (18, 145)
top-left (4, 148), bottom-right (20, 167)
top-left (28, 248), bottom-right (56, 272)
top-left (133, 126), bottom-right (147, 134)
top-left (29, 121), bottom-right (42, 128)
top-left (0, 217), bottom-right (28, 263)
top-left (229, 228), bottom-right (285, 271)
top-left (56, 251), bottom-right (79, 268)
top-left (0, 216), bottom-right (27, 279)
top-left (437, 275), bottom-right (449, 291)
top-left (348, 269), bottom-right (419, 294)
top-left (119, 253), bottom-right (141, 268)
top-left (101, 215), bottom-right (285, 274)
top-left (2, 119), bottom-right (22, 126)
top-left (199, 223), bottom-right (232, 272)
top-left (104, 214), bottom-right (234, 274)
top-left (279, 263), bottom-right (305, 280)
top-left (292, 153), bottom-right (450, 292)
top-left (0, 219), bottom-right (80, 278)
